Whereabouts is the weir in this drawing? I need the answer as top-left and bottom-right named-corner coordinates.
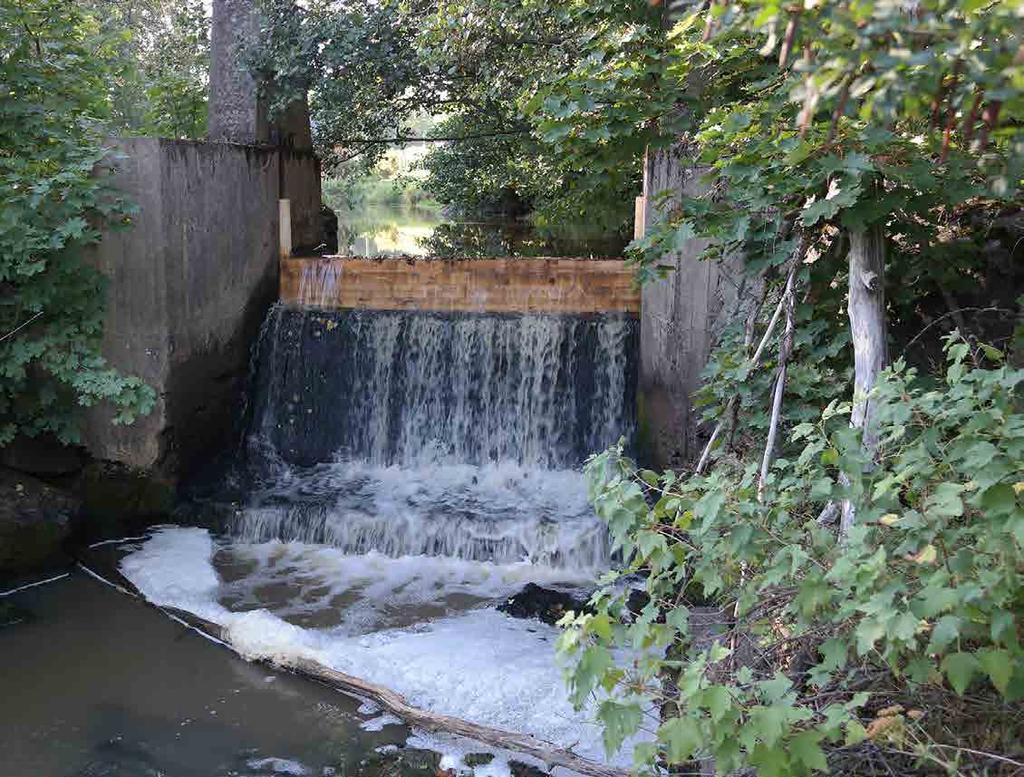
top-left (102, 256), bottom-right (644, 771)
top-left (231, 259), bottom-right (639, 568)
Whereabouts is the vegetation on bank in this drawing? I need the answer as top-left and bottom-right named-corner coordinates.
top-left (323, 145), bottom-right (440, 214)
top-left (248, 0), bottom-right (649, 230)
top-left (1, 0), bottom-right (207, 443)
top-left (0, 0), bottom-right (154, 445)
top-left (532, 1), bottom-right (1023, 774)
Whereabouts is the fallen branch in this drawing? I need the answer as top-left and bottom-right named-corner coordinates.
top-left (290, 658), bottom-right (627, 777)
top-left (76, 555), bottom-right (627, 777)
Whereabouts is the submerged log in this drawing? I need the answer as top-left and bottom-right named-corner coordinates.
top-left (75, 554), bottom-right (628, 777)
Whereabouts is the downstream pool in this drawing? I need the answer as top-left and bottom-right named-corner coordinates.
top-left (0, 571), bottom-right (431, 777)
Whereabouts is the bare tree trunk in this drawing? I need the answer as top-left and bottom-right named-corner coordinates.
top-left (840, 225), bottom-right (888, 537)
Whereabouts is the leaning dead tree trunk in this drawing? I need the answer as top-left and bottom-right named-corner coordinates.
top-left (840, 225), bottom-right (888, 538)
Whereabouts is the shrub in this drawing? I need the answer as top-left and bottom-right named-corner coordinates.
top-left (562, 336), bottom-right (1024, 774)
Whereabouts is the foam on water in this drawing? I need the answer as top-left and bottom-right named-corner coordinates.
top-left (120, 527), bottom-right (640, 768)
top-left (216, 539), bottom-right (592, 633)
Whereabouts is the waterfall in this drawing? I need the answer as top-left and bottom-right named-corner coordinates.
top-left (231, 304), bottom-right (638, 568)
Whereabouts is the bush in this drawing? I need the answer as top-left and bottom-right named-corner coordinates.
top-left (562, 336), bottom-right (1024, 775)
top-left (0, 0), bottom-right (154, 443)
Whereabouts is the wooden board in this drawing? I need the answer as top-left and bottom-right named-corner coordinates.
top-left (280, 257), bottom-right (640, 314)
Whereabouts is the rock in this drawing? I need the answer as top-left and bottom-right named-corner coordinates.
top-left (625, 588), bottom-right (650, 617)
top-left (1, 434), bottom-right (85, 477)
top-left (509, 761), bottom-right (548, 777)
top-left (79, 462), bottom-right (174, 539)
top-left (0, 468), bottom-right (78, 576)
top-left (497, 583), bottom-right (589, 626)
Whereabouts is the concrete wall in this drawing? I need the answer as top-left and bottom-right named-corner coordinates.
top-left (638, 143), bottom-right (748, 468)
top-left (84, 138), bottom-right (280, 478)
top-left (280, 257), bottom-right (640, 314)
top-left (281, 150), bottom-right (323, 253)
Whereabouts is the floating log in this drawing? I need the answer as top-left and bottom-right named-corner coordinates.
top-left (75, 552), bottom-right (628, 777)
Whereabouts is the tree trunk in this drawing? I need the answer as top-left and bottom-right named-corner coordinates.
top-left (840, 225), bottom-right (888, 537)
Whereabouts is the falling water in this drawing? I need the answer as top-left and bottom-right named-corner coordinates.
top-left (231, 305), bottom-right (638, 568)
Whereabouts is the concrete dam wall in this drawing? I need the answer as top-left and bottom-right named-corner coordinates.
top-left (83, 137), bottom-right (320, 479)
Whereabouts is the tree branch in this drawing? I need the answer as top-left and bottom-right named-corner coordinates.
top-left (339, 129), bottom-right (532, 145)
top-left (0, 311), bottom-right (43, 344)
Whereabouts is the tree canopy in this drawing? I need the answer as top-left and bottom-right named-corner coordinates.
top-left (249, 0), bottom-right (665, 227)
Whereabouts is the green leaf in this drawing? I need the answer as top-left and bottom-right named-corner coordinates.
top-left (927, 615), bottom-right (962, 653)
top-left (941, 652), bottom-right (979, 695)
top-left (790, 730), bottom-right (828, 772)
top-left (701, 685), bottom-right (732, 723)
top-left (598, 700), bottom-right (643, 756)
top-left (977, 649), bottom-right (1013, 695)
top-left (748, 704), bottom-right (790, 749)
top-left (658, 716), bottom-right (702, 763)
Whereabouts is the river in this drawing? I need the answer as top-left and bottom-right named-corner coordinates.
top-left (334, 202), bottom-right (627, 259)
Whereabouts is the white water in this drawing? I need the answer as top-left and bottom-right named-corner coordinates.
top-left (246, 307), bottom-right (637, 470)
top-left (233, 460), bottom-right (608, 569)
top-left (121, 305), bottom-right (640, 771)
top-left (120, 527), bottom-right (640, 770)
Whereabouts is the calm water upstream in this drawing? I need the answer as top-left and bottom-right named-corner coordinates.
top-left (334, 202), bottom-right (627, 259)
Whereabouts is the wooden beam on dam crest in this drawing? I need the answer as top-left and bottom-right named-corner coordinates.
top-left (280, 256), bottom-right (641, 314)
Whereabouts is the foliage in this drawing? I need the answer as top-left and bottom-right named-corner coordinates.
top-left (418, 115), bottom-right (548, 217)
top-left (85, 0), bottom-right (210, 139)
top-left (246, 0), bottom-right (655, 228)
top-left (0, 0), bottom-right (154, 444)
top-left (533, 0), bottom-right (1022, 285)
top-left (564, 338), bottom-right (1024, 774)
top-left (538, 0), bottom-right (1024, 773)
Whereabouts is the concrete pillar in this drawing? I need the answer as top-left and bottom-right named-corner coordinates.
top-left (208, 0), bottom-right (269, 144)
top-left (638, 144), bottom-right (749, 469)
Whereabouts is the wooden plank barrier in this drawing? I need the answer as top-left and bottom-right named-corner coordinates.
top-left (280, 256), bottom-right (640, 314)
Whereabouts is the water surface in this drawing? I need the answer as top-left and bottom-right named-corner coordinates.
top-left (334, 202), bottom-right (626, 259)
top-left (0, 572), bottom-right (406, 777)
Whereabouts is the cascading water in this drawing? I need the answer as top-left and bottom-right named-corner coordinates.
top-left (117, 294), bottom-right (644, 769)
top-left (231, 304), bottom-right (638, 570)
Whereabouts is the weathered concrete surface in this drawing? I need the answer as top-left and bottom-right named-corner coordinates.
top-left (84, 138), bottom-right (279, 478)
top-left (639, 143), bottom-right (748, 468)
top-left (209, 0), bottom-right (268, 144)
top-left (281, 257), bottom-right (640, 313)
top-left (281, 149), bottom-right (324, 253)
top-left (208, 0), bottom-right (325, 253)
